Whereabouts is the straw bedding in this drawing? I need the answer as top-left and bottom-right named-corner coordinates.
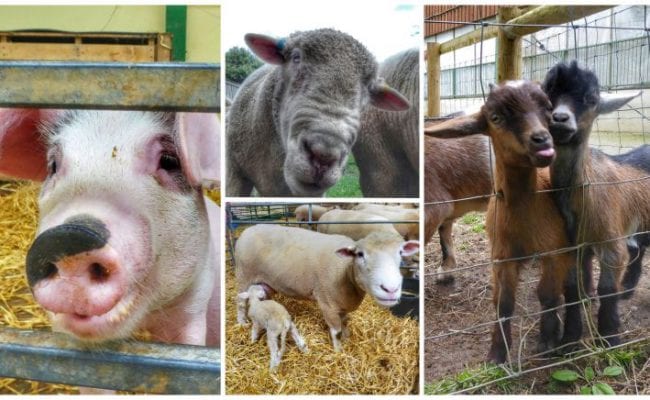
top-left (0, 181), bottom-right (76, 394)
top-left (225, 226), bottom-right (419, 395)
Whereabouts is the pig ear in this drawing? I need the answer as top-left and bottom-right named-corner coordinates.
top-left (176, 112), bottom-right (220, 189)
top-left (0, 108), bottom-right (59, 181)
top-left (597, 91), bottom-right (641, 115)
top-left (400, 240), bottom-right (420, 257)
top-left (369, 80), bottom-right (410, 111)
top-left (245, 33), bottom-right (285, 65)
top-left (336, 246), bottom-right (357, 259)
top-left (424, 113), bottom-right (487, 139)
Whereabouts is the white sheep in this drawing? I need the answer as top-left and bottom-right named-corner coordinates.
top-left (237, 284), bottom-right (308, 370)
top-left (317, 209), bottom-right (401, 240)
top-left (352, 203), bottom-right (419, 240)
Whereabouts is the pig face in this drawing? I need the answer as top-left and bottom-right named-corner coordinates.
top-left (22, 111), bottom-right (212, 342)
top-left (336, 231), bottom-right (419, 307)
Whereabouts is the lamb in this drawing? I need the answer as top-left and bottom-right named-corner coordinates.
top-left (542, 61), bottom-right (644, 346)
top-left (317, 209), bottom-right (402, 240)
top-left (425, 81), bottom-right (580, 364)
top-left (352, 203), bottom-right (419, 240)
top-left (235, 224), bottom-right (419, 351)
top-left (226, 29), bottom-right (409, 197)
top-left (423, 134), bottom-right (492, 284)
top-left (354, 48), bottom-right (419, 197)
top-left (237, 284), bottom-right (308, 370)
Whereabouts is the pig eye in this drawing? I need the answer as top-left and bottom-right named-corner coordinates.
top-left (159, 153), bottom-right (180, 172)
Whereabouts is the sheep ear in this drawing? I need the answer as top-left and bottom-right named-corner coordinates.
top-left (424, 113), bottom-right (487, 139)
top-left (597, 91), bottom-right (641, 115)
top-left (369, 81), bottom-right (410, 111)
top-left (237, 292), bottom-right (250, 300)
top-left (400, 240), bottom-right (420, 257)
top-left (336, 246), bottom-right (357, 259)
top-left (245, 33), bottom-right (285, 65)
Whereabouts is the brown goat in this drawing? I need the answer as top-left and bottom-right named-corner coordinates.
top-left (425, 81), bottom-right (578, 364)
top-left (424, 133), bottom-right (492, 284)
top-left (543, 62), bottom-right (644, 347)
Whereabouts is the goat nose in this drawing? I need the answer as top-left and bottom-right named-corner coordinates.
top-left (552, 111), bottom-right (570, 123)
top-left (531, 133), bottom-right (550, 145)
top-left (380, 284), bottom-right (399, 294)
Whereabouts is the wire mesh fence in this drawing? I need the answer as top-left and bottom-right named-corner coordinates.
top-left (424, 5), bottom-right (650, 394)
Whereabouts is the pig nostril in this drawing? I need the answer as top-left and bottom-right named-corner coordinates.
top-left (43, 262), bottom-right (58, 280)
top-left (89, 263), bottom-right (110, 282)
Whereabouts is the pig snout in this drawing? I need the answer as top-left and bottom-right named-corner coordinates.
top-left (26, 215), bottom-right (126, 318)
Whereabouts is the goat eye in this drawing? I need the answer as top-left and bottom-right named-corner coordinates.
top-left (584, 93), bottom-right (598, 106)
top-left (159, 153), bottom-right (180, 172)
top-left (490, 113), bottom-right (502, 124)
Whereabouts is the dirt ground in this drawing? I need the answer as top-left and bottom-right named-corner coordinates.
top-left (424, 212), bottom-right (650, 394)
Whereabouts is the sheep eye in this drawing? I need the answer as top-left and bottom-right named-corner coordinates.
top-left (49, 160), bottom-right (57, 175)
top-left (291, 51), bottom-right (301, 64)
top-left (356, 251), bottom-right (365, 258)
top-left (159, 153), bottom-right (180, 172)
top-left (490, 113), bottom-right (502, 124)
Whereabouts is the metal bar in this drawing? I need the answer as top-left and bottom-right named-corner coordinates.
top-left (0, 61), bottom-right (220, 112)
top-left (0, 327), bottom-right (220, 394)
top-left (230, 220), bottom-right (418, 225)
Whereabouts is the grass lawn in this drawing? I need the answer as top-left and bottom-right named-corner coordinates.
top-left (325, 155), bottom-right (362, 198)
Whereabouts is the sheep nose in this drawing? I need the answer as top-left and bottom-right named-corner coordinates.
top-left (302, 136), bottom-right (340, 176)
top-left (552, 111), bottom-right (570, 123)
top-left (380, 284), bottom-right (399, 294)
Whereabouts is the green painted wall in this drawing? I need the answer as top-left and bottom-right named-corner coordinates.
top-left (0, 5), bottom-right (220, 62)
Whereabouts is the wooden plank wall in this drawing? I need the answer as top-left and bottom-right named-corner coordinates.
top-left (424, 5), bottom-right (498, 38)
top-left (0, 32), bottom-right (172, 62)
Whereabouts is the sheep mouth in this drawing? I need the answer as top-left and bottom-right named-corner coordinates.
top-left (374, 296), bottom-right (401, 307)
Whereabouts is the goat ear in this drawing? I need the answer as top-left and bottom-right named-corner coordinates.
top-left (400, 240), bottom-right (420, 257)
top-left (245, 33), bottom-right (285, 65)
top-left (0, 108), bottom-right (61, 181)
top-left (597, 91), bottom-right (641, 115)
top-left (369, 80), bottom-right (410, 111)
top-left (424, 113), bottom-right (487, 139)
top-left (176, 112), bottom-right (220, 190)
top-left (336, 246), bottom-right (357, 259)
